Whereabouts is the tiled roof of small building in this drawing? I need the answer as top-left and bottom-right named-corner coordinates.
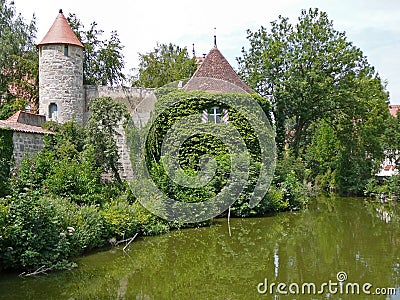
top-left (183, 77), bottom-right (249, 94)
top-left (37, 9), bottom-right (84, 48)
top-left (183, 46), bottom-right (253, 94)
top-left (0, 111), bottom-right (54, 135)
top-left (389, 105), bottom-right (400, 117)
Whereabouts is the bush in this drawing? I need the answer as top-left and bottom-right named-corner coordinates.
top-left (11, 149), bottom-right (55, 192)
top-left (364, 175), bottom-right (400, 200)
top-left (102, 197), bottom-right (140, 239)
top-left (279, 171), bottom-right (308, 210)
top-left (44, 146), bottom-right (103, 204)
top-left (0, 192), bottom-right (71, 271)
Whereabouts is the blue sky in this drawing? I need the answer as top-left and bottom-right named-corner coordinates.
top-left (14, 0), bottom-right (400, 103)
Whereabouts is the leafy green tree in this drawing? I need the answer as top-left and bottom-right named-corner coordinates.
top-left (0, 0), bottom-right (38, 119)
top-left (381, 112), bottom-right (400, 165)
top-left (305, 120), bottom-right (339, 190)
top-left (132, 43), bottom-right (197, 88)
top-left (238, 8), bottom-right (391, 194)
top-left (332, 73), bottom-right (391, 194)
top-left (67, 13), bottom-right (125, 86)
top-left (238, 8), bottom-right (389, 157)
top-left (85, 96), bottom-right (129, 183)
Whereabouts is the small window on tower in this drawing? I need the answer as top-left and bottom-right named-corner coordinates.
top-left (64, 45), bottom-right (69, 56)
top-left (49, 103), bottom-right (58, 120)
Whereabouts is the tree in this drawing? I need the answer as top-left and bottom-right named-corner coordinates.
top-left (132, 43), bottom-right (197, 88)
top-left (67, 13), bottom-right (125, 86)
top-left (85, 96), bottom-right (129, 183)
top-left (238, 8), bottom-right (391, 194)
top-left (0, 0), bottom-right (38, 119)
top-left (238, 8), bottom-right (389, 157)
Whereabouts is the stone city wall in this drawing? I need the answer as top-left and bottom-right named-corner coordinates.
top-left (83, 85), bottom-right (157, 180)
top-left (12, 132), bottom-right (46, 166)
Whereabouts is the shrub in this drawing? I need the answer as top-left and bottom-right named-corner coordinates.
top-left (0, 192), bottom-right (71, 271)
top-left (102, 197), bottom-right (140, 239)
top-left (44, 146), bottom-right (103, 204)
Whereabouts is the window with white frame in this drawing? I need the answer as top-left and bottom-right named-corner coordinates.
top-left (202, 107), bottom-right (228, 124)
top-left (208, 107), bottom-right (221, 123)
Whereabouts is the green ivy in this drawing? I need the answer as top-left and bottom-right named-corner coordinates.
top-left (132, 89), bottom-right (281, 217)
top-left (0, 128), bottom-right (13, 196)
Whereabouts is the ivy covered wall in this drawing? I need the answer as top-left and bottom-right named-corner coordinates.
top-left (0, 128), bottom-right (14, 196)
top-left (129, 88), bottom-right (281, 218)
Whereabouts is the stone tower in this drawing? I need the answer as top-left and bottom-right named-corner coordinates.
top-left (37, 9), bottom-right (85, 125)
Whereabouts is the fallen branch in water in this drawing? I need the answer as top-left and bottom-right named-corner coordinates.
top-left (123, 233), bottom-right (138, 252)
top-left (19, 265), bottom-right (54, 277)
top-left (115, 237), bottom-right (132, 246)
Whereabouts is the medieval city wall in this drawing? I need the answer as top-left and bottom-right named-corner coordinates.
top-left (83, 85), bottom-right (157, 180)
top-left (12, 132), bottom-right (46, 166)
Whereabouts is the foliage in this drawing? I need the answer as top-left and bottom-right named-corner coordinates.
top-left (272, 155), bottom-right (309, 210)
top-left (130, 89), bottom-right (302, 218)
top-left (0, 191), bottom-right (72, 271)
top-left (305, 120), bottom-right (338, 191)
top-left (0, 0), bottom-right (38, 119)
top-left (364, 175), bottom-right (400, 200)
top-left (43, 146), bottom-right (103, 204)
top-left (67, 13), bottom-right (125, 86)
top-left (238, 8), bottom-right (389, 158)
top-left (132, 43), bottom-right (197, 88)
top-left (238, 8), bottom-right (391, 195)
top-left (0, 128), bottom-right (13, 196)
top-left (0, 184), bottom-right (181, 272)
top-left (85, 96), bottom-right (129, 183)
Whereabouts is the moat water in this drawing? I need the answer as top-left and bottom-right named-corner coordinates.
top-left (0, 196), bottom-right (399, 299)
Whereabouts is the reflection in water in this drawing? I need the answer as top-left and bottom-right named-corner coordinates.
top-left (0, 196), bottom-right (399, 299)
top-left (274, 246), bottom-right (279, 279)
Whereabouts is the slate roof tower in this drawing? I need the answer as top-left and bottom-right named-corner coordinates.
top-left (37, 9), bottom-right (85, 124)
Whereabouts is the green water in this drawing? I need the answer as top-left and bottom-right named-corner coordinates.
top-left (0, 196), bottom-right (399, 299)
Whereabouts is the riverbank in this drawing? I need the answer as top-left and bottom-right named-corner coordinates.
top-left (0, 122), bottom-right (308, 273)
top-left (1, 196), bottom-right (398, 299)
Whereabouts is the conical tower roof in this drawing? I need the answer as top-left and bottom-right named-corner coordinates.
top-left (37, 9), bottom-right (83, 48)
top-left (183, 45), bottom-right (253, 94)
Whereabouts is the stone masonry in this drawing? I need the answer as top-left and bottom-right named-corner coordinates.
top-left (83, 85), bottom-right (156, 125)
top-left (38, 44), bottom-right (84, 125)
top-left (83, 86), bottom-right (156, 180)
top-left (12, 132), bottom-right (46, 166)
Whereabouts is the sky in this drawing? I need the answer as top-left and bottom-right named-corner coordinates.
top-left (13, 0), bottom-right (400, 104)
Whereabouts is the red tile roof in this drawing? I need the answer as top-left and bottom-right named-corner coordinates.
top-left (183, 46), bottom-right (253, 94)
top-left (389, 105), bottom-right (400, 117)
top-left (0, 111), bottom-right (53, 135)
top-left (37, 9), bottom-right (84, 48)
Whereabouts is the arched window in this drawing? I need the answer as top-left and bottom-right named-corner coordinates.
top-left (49, 103), bottom-right (58, 120)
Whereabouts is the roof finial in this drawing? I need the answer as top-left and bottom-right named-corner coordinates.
top-left (59, 9), bottom-right (63, 14)
top-left (214, 27), bottom-right (217, 48)
top-left (192, 43), bottom-right (195, 57)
